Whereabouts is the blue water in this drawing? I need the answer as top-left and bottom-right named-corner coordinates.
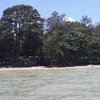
top-left (0, 68), bottom-right (100, 100)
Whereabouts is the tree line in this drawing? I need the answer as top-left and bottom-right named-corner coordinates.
top-left (0, 4), bottom-right (100, 67)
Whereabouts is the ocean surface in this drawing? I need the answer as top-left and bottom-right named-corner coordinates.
top-left (0, 68), bottom-right (100, 100)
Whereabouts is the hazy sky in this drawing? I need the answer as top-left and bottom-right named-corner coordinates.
top-left (1, 0), bottom-right (100, 24)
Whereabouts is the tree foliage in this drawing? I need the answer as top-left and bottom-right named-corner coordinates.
top-left (43, 12), bottom-right (100, 66)
top-left (0, 5), bottom-right (44, 65)
top-left (0, 6), bottom-right (100, 67)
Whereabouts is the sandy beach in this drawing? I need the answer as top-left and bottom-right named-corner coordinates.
top-left (0, 65), bottom-right (100, 71)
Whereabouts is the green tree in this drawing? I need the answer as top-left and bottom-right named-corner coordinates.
top-left (1, 5), bottom-right (44, 63)
top-left (80, 16), bottom-right (92, 27)
top-left (0, 20), bottom-right (15, 64)
top-left (43, 12), bottom-right (94, 66)
top-left (46, 11), bottom-right (65, 33)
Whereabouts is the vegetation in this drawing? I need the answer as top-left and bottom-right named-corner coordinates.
top-left (0, 5), bottom-right (100, 67)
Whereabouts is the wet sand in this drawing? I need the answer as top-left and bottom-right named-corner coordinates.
top-left (0, 65), bottom-right (100, 71)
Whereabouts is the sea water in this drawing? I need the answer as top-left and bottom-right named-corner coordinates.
top-left (0, 68), bottom-right (100, 100)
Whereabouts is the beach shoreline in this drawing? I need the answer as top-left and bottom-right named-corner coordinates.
top-left (0, 65), bottom-right (100, 71)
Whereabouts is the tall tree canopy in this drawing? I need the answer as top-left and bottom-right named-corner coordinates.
top-left (0, 5), bottom-right (44, 64)
top-left (43, 11), bottom-right (100, 66)
top-left (1, 7), bottom-right (100, 67)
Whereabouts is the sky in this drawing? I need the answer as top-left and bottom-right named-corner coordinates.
top-left (1, 0), bottom-right (100, 24)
